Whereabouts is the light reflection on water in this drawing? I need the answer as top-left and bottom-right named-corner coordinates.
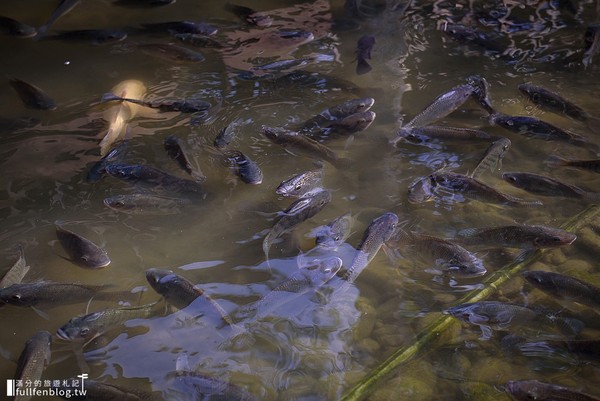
top-left (0, 0), bottom-right (599, 400)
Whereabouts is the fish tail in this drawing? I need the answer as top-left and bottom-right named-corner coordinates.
top-left (545, 154), bottom-right (569, 168)
top-left (100, 92), bottom-right (122, 103)
top-left (262, 234), bottom-right (272, 266)
top-left (586, 116), bottom-right (600, 134)
top-left (356, 59), bottom-right (372, 75)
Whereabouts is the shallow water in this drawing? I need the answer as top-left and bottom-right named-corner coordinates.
top-left (1, 0), bottom-right (600, 400)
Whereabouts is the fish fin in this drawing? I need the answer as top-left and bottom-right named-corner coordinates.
top-left (356, 59), bottom-right (372, 75)
top-left (545, 154), bottom-right (569, 168)
top-left (586, 116), bottom-right (600, 134)
top-left (31, 306), bottom-right (50, 320)
top-left (478, 324), bottom-right (493, 340)
top-left (100, 92), bottom-right (122, 103)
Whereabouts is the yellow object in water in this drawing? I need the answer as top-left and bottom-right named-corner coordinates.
top-left (99, 79), bottom-right (146, 156)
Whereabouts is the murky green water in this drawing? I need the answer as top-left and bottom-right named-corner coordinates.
top-left (1, 0), bottom-right (600, 400)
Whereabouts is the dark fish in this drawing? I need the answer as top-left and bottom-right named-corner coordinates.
top-left (8, 77), bottom-right (57, 110)
top-left (490, 113), bottom-right (595, 150)
top-left (518, 339), bottom-right (600, 362)
top-left (57, 302), bottom-right (158, 343)
top-left (431, 171), bottom-right (543, 207)
top-left (356, 35), bottom-right (375, 75)
top-left (51, 29), bottom-right (127, 45)
top-left (0, 245), bottom-right (29, 289)
top-left (522, 270), bottom-right (600, 309)
top-left (403, 84), bottom-right (474, 129)
top-left (105, 164), bottom-right (204, 195)
top-left (452, 225), bottom-right (576, 249)
top-left (167, 371), bottom-right (257, 401)
top-left (223, 150), bottom-right (263, 185)
top-left (262, 190), bottom-right (332, 261)
top-left (164, 135), bottom-right (205, 181)
top-left (262, 126), bottom-right (351, 169)
top-left (214, 118), bottom-right (243, 149)
top-left (518, 84), bottom-right (591, 122)
top-left (275, 169), bottom-right (323, 198)
top-left (385, 229), bottom-right (486, 277)
top-left (342, 212), bottom-right (398, 283)
top-left (104, 194), bottom-right (190, 215)
top-left (114, 0), bottom-right (175, 7)
top-left (300, 97), bottom-right (374, 134)
top-left (505, 380), bottom-right (600, 401)
top-left (0, 16), bottom-right (36, 37)
top-left (145, 268), bottom-right (235, 326)
top-left (324, 111), bottom-right (376, 135)
top-left (441, 23), bottom-right (504, 54)
top-left (56, 225), bottom-right (110, 269)
top-left (502, 171), bottom-right (600, 201)
top-left (315, 212), bottom-right (354, 249)
top-left (174, 33), bottom-right (223, 48)
top-left (225, 3), bottom-right (272, 27)
top-left (583, 24), bottom-right (600, 67)
top-left (391, 125), bottom-right (492, 147)
top-left (407, 175), bottom-right (436, 204)
top-left (101, 92), bottom-right (210, 112)
top-left (467, 75), bottom-right (495, 114)
top-left (547, 155), bottom-right (600, 173)
top-left (470, 137), bottom-right (511, 178)
top-left (140, 20), bottom-right (217, 36)
top-left (137, 43), bottom-right (205, 62)
top-left (14, 331), bottom-right (52, 391)
top-left (251, 57), bottom-right (314, 72)
top-left (86, 140), bottom-right (128, 183)
top-left (36, 0), bottom-right (81, 38)
top-left (0, 281), bottom-right (123, 307)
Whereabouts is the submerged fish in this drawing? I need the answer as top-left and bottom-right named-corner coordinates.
top-left (102, 92), bottom-right (210, 113)
top-left (324, 111), bottom-right (376, 135)
top-left (403, 84), bottom-right (474, 129)
top-left (518, 84), bottom-right (595, 123)
top-left (342, 212), bottom-right (398, 284)
top-left (356, 35), bottom-right (375, 75)
top-left (166, 370), bottom-right (257, 401)
top-left (518, 339), bottom-right (600, 362)
top-left (0, 16), bottom-right (36, 37)
top-left (300, 97), bottom-right (375, 134)
top-left (385, 229), bottom-right (486, 277)
top-left (547, 155), bottom-right (600, 173)
top-left (470, 137), bottom-right (511, 178)
top-left (407, 175), bottom-right (436, 204)
top-left (0, 245), bottom-right (29, 289)
top-left (441, 24), bottom-right (504, 54)
top-left (138, 43), bottom-right (205, 62)
top-left (57, 302), bottom-right (158, 343)
top-left (583, 24), bottom-right (600, 67)
top-left (104, 194), bottom-right (190, 215)
top-left (262, 190), bottom-right (332, 261)
top-left (214, 118), bottom-right (243, 149)
top-left (36, 0), bottom-right (81, 38)
top-left (502, 171), bottom-right (600, 201)
top-left (14, 331), bottom-right (52, 395)
top-left (315, 212), bottom-right (354, 249)
top-left (452, 225), bottom-right (576, 249)
top-left (51, 29), bottom-right (127, 44)
top-left (522, 270), bottom-right (600, 309)
top-left (8, 77), bottom-right (56, 110)
top-left (262, 126), bottom-right (351, 169)
top-left (86, 140), bottom-right (128, 183)
top-left (164, 135), bottom-right (205, 181)
top-left (505, 380), bottom-right (600, 401)
top-left (275, 169), bottom-right (324, 198)
top-left (105, 164), bottom-right (204, 195)
top-left (392, 125), bottom-right (492, 147)
top-left (467, 75), bottom-right (495, 114)
top-left (174, 33), bottom-right (223, 48)
top-left (223, 150), bottom-right (263, 185)
top-left (224, 3), bottom-right (272, 27)
top-left (56, 225), bottom-right (110, 269)
top-left (55, 380), bottom-right (159, 401)
top-left (140, 20), bottom-right (217, 36)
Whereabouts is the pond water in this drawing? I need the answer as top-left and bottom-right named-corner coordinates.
top-left (1, 0), bottom-right (599, 400)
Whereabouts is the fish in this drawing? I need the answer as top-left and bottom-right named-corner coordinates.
top-left (224, 3), bottom-right (272, 27)
top-left (502, 171), bottom-right (600, 201)
top-left (235, 256), bottom-right (342, 320)
top-left (104, 194), bottom-right (190, 215)
top-left (8, 77), bottom-right (57, 110)
top-left (166, 370), bottom-right (258, 401)
top-left (86, 140), bottom-right (128, 183)
top-left (56, 302), bottom-right (158, 343)
top-left (36, 0), bottom-right (81, 38)
top-left (522, 270), bottom-right (600, 309)
top-left (407, 175), bottom-right (436, 204)
top-left (505, 380), bottom-right (600, 401)
top-left (14, 331), bottom-right (52, 397)
top-left (137, 43), bottom-right (205, 63)
top-left (262, 126), bottom-right (351, 169)
top-left (385, 229), bottom-right (486, 277)
top-left (315, 212), bottom-right (354, 249)
top-left (164, 135), bottom-right (205, 181)
top-left (105, 164), bottom-right (204, 195)
top-left (214, 118), bottom-right (243, 149)
top-left (223, 150), bottom-right (263, 185)
top-left (50, 29), bottom-right (127, 44)
top-left (55, 226), bottom-right (110, 269)
top-left (174, 33), bottom-right (224, 48)
top-left (431, 171), bottom-right (543, 207)
top-left (0, 281), bottom-right (124, 308)
top-left (0, 245), bottom-right (29, 289)
top-left (583, 23), bottom-right (600, 67)
top-left (490, 113), bottom-right (595, 150)
top-left (403, 84), bottom-right (475, 129)
top-left (518, 339), bottom-right (600, 362)
top-left (547, 155), bottom-right (600, 173)
top-left (262, 190), bottom-right (332, 261)
top-left (391, 125), bottom-right (492, 147)
top-left (145, 268), bottom-right (235, 326)
top-left (341, 212), bottom-right (398, 284)
top-left (101, 92), bottom-right (211, 113)
top-left (323, 111), bottom-right (376, 135)
top-left (441, 24), bottom-right (504, 54)
top-left (466, 75), bottom-right (495, 114)
top-left (140, 20), bottom-right (217, 36)
top-left (251, 57), bottom-right (317, 73)
top-left (518, 84), bottom-right (593, 123)
top-left (356, 35), bottom-right (375, 75)
top-left (300, 97), bottom-right (374, 134)
top-left (0, 16), bottom-right (36, 37)
top-left (451, 225), bottom-right (576, 249)
top-left (275, 169), bottom-right (324, 198)
top-left (470, 137), bottom-right (511, 178)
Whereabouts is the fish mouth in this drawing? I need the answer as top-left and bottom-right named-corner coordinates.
top-left (56, 328), bottom-right (72, 341)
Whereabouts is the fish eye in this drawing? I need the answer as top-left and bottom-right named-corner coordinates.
top-left (551, 236), bottom-right (562, 242)
top-left (507, 175), bottom-right (517, 182)
top-left (11, 294), bottom-right (21, 301)
top-left (115, 201), bottom-right (125, 207)
top-left (80, 328), bottom-right (89, 336)
top-left (503, 145), bottom-right (509, 151)
top-left (531, 94), bottom-right (540, 101)
top-left (81, 256), bottom-right (89, 262)
top-left (295, 184), bottom-right (302, 191)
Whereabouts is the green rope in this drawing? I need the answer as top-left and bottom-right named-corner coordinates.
top-left (339, 205), bottom-right (600, 401)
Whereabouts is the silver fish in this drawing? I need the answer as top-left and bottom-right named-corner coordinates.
top-left (502, 171), bottom-right (600, 201)
top-left (0, 245), bottom-right (29, 289)
top-left (275, 169), bottom-right (324, 198)
top-left (452, 225), bottom-right (576, 249)
top-left (391, 125), bottom-right (492, 146)
top-left (56, 225), bottom-right (110, 269)
top-left (300, 97), bottom-right (374, 133)
top-left (403, 84), bottom-right (474, 129)
top-left (505, 380), bottom-right (600, 401)
top-left (522, 270), bottom-right (600, 309)
top-left (315, 212), bottom-right (354, 249)
top-left (223, 150), bottom-right (263, 185)
top-left (467, 75), bottom-right (495, 114)
top-left (14, 331), bottom-right (52, 400)
top-left (470, 137), bottom-right (511, 178)
top-left (104, 194), bottom-right (190, 215)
